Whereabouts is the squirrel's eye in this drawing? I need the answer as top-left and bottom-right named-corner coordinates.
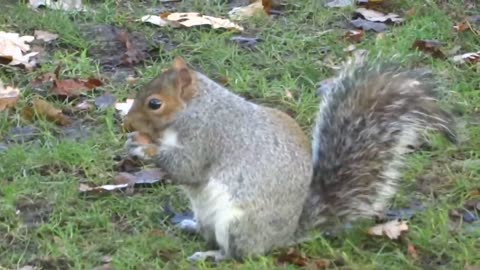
top-left (148, 98), bottom-right (162, 110)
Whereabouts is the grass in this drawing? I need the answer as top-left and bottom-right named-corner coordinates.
top-left (1, 0), bottom-right (479, 269)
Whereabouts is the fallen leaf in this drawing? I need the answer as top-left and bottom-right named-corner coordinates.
top-left (0, 80), bottom-right (20, 112)
top-left (354, 7), bottom-right (404, 23)
top-left (325, 0), bottom-right (354, 8)
top-left (228, 0), bottom-right (268, 20)
top-left (345, 29), bottom-right (364, 42)
top-left (368, 219), bottom-right (409, 239)
top-left (52, 76), bottom-right (103, 98)
top-left (140, 15), bottom-right (170, 27)
top-left (411, 40), bottom-right (446, 59)
top-left (79, 183), bottom-right (129, 194)
top-left (22, 98), bottom-right (72, 126)
top-left (350, 18), bottom-right (387, 32)
top-left (34, 30), bottom-right (58, 42)
top-left (276, 248), bottom-right (308, 267)
top-left (0, 31), bottom-right (38, 68)
top-left (142, 13), bottom-right (244, 31)
top-left (407, 244), bottom-right (419, 260)
top-left (465, 265), bottom-right (480, 270)
top-left (343, 44), bottom-right (357, 52)
top-left (451, 51), bottom-right (480, 64)
top-left (29, 0), bottom-right (85, 11)
top-left (5, 125), bottom-right (40, 143)
top-left (115, 98), bottom-right (134, 117)
top-left (230, 36), bottom-right (262, 50)
top-left (73, 100), bottom-right (93, 111)
top-left (468, 15), bottom-right (480, 24)
top-left (453, 22), bottom-right (470, 32)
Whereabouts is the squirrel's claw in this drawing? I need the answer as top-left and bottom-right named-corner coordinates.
top-left (124, 132), bottom-right (154, 161)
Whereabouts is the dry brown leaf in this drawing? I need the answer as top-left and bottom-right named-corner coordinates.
top-left (22, 98), bottom-right (72, 126)
top-left (407, 244), bottom-right (419, 260)
top-left (276, 248), bottom-right (308, 267)
top-left (0, 80), bottom-right (20, 112)
top-left (0, 31), bottom-right (38, 68)
top-left (345, 29), bottom-right (364, 42)
top-left (465, 265), bottom-right (480, 270)
top-left (368, 219), bottom-right (409, 239)
top-left (453, 22), bottom-right (470, 32)
top-left (276, 248), bottom-right (331, 269)
top-left (228, 0), bottom-right (268, 20)
top-left (355, 8), bottom-right (404, 23)
top-left (115, 98), bottom-right (134, 117)
top-left (34, 30), bottom-right (58, 42)
top-left (143, 13), bottom-right (244, 31)
top-left (451, 51), bottom-right (480, 64)
top-left (411, 40), bottom-right (446, 59)
top-left (49, 66), bottom-right (103, 98)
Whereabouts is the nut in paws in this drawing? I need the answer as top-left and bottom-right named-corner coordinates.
top-left (125, 132), bottom-right (158, 160)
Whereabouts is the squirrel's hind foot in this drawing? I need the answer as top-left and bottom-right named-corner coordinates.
top-left (187, 250), bottom-right (227, 262)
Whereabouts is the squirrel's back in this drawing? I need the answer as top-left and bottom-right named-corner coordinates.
top-left (298, 57), bottom-right (456, 233)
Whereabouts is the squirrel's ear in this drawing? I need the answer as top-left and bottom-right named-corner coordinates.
top-left (177, 68), bottom-right (192, 89)
top-left (172, 57), bottom-right (188, 71)
top-left (176, 66), bottom-right (196, 100)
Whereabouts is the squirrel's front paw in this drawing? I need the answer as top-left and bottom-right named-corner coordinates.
top-left (125, 132), bottom-right (158, 161)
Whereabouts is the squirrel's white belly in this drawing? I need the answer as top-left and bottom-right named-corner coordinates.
top-left (182, 180), bottom-right (244, 249)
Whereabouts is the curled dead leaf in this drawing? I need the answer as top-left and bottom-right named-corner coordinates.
top-left (345, 29), bottom-right (364, 42)
top-left (368, 219), bottom-right (409, 239)
top-left (451, 51), bottom-right (480, 65)
top-left (411, 40), bottom-right (446, 59)
top-left (0, 80), bottom-right (20, 112)
top-left (22, 98), bottom-right (72, 126)
top-left (142, 13), bottom-right (244, 31)
top-left (354, 7), bottom-right (404, 24)
top-left (350, 18), bottom-right (387, 32)
top-left (276, 248), bottom-right (308, 267)
top-left (453, 22), bottom-right (470, 32)
top-left (79, 183), bottom-right (129, 194)
top-left (0, 31), bottom-right (38, 68)
top-left (34, 30), bottom-right (58, 42)
top-left (407, 244), bottom-right (419, 260)
top-left (228, 0), bottom-right (269, 20)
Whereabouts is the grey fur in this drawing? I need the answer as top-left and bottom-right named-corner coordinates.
top-left (125, 58), bottom-right (455, 261)
top-left (298, 56), bottom-right (456, 234)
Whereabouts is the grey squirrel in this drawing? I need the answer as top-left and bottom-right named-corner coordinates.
top-left (122, 54), bottom-right (456, 262)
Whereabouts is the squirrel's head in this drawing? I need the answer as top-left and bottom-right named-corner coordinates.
top-left (123, 57), bottom-right (197, 140)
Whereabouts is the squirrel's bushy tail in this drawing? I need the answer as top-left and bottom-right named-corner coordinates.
top-left (298, 54), bottom-right (456, 232)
